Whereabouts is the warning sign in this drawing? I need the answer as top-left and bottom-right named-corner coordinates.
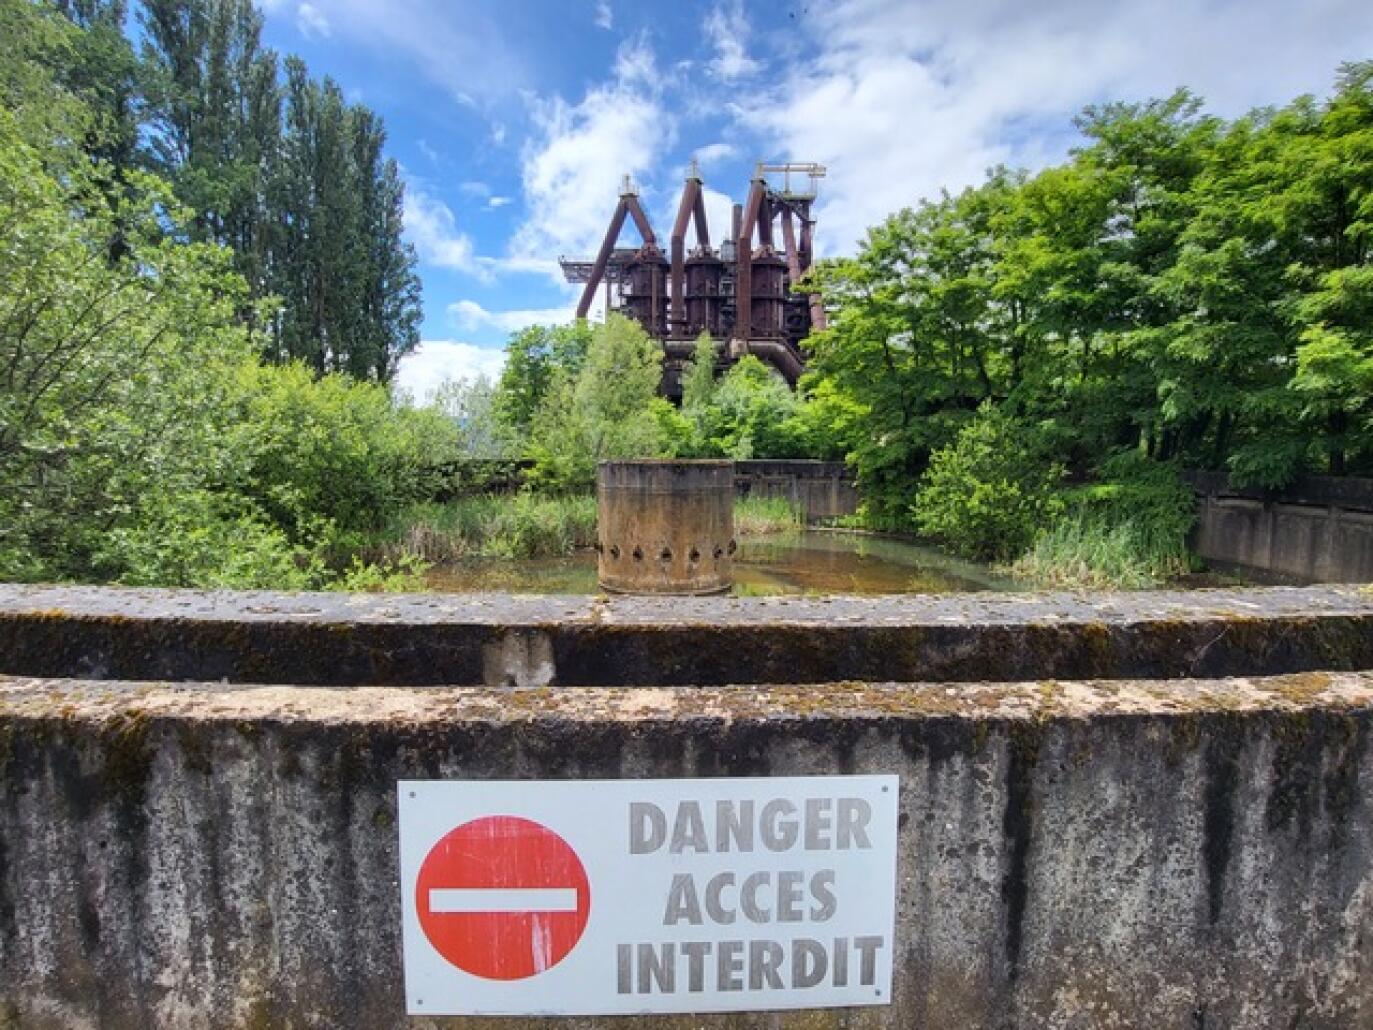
top-left (414, 815), bottom-right (590, 980)
top-left (398, 775), bottom-right (898, 1016)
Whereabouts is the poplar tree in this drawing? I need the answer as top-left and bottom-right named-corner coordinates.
top-left (136, 0), bottom-right (420, 380)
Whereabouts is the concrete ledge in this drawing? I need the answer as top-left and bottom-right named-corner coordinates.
top-left (1, 672), bottom-right (1371, 1028)
top-left (1, 583), bottom-right (1372, 686)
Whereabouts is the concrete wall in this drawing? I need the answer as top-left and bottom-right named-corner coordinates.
top-left (3, 584), bottom-right (1373, 688)
top-left (1188, 471), bottom-right (1373, 582)
top-left (2, 671), bottom-right (1372, 1029)
top-left (734, 460), bottom-right (859, 523)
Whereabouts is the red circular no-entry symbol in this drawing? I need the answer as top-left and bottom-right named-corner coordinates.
top-left (415, 815), bottom-right (591, 980)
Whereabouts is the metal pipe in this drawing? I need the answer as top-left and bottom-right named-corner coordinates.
top-left (799, 203), bottom-right (814, 272)
top-left (781, 209), bottom-right (826, 333)
top-left (669, 178), bottom-right (700, 334)
top-left (746, 340), bottom-right (805, 384)
top-left (735, 179), bottom-right (765, 343)
top-left (577, 199), bottom-right (629, 320)
top-left (780, 208), bottom-right (802, 281)
top-left (757, 194), bottom-right (773, 248)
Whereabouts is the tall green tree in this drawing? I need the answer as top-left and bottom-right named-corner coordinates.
top-left (138, 0), bottom-right (420, 380)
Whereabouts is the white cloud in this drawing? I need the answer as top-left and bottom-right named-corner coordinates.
top-left (395, 341), bottom-right (506, 403)
top-left (705, 0), bottom-right (760, 81)
top-left (740, 0), bottom-right (1373, 252)
top-left (487, 196), bottom-right (513, 209)
top-left (698, 185), bottom-right (735, 248)
top-left (594, 0), bottom-right (613, 30)
top-left (510, 37), bottom-right (671, 268)
top-left (296, 1), bottom-right (330, 38)
top-left (693, 142), bottom-right (737, 168)
top-left (404, 183), bottom-right (484, 277)
top-left (448, 299), bottom-right (578, 334)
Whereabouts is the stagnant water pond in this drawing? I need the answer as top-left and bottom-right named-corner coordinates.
top-left (424, 529), bottom-right (1258, 596)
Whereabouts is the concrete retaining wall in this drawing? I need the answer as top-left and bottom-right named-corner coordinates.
top-left (2, 584), bottom-right (1371, 688)
top-left (1, 672), bottom-right (1371, 1028)
top-left (733, 460), bottom-right (859, 523)
top-left (1187, 471), bottom-right (1373, 582)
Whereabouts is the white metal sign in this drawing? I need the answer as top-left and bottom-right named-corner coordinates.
top-left (398, 775), bottom-right (899, 1017)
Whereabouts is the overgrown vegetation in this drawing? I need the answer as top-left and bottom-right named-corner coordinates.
top-left (376, 495), bottom-right (598, 563)
top-left (799, 64), bottom-right (1373, 586)
top-left (0, 1), bottom-right (447, 589)
top-left (376, 494), bottom-right (804, 564)
top-left (733, 497), bottom-right (806, 536)
top-left (471, 323), bottom-right (851, 486)
top-left (1008, 513), bottom-right (1190, 590)
top-left (7, 0), bottom-right (1369, 593)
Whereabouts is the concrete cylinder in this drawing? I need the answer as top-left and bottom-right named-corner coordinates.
top-left (597, 460), bottom-right (735, 595)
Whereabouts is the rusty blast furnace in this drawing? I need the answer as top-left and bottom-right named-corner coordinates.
top-left (560, 161), bottom-right (827, 399)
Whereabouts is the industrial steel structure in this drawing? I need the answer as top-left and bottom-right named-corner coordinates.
top-left (559, 161), bottom-right (827, 398)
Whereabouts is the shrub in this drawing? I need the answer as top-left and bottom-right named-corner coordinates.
top-left (913, 405), bottom-right (1065, 562)
top-left (229, 361), bottom-right (461, 542)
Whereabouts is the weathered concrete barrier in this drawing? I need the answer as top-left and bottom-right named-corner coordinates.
top-left (1, 583), bottom-right (1371, 687)
top-left (1, 671), bottom-right (1370, 1028)
top-left (1187, 471), bottom-right (1373, 582)
top-left (734, 460), bottom-right (858, 523)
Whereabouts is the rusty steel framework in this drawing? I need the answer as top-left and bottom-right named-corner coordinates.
top-left (559, 161), bottom-right (827, 399)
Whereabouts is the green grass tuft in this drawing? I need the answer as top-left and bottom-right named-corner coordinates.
top-left (1006, 511), bottom-right (1191, 589)
top-left (733, 496), bottom-right (806, 535)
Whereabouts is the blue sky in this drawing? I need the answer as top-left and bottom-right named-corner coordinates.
top-left (254, 0), bottom-right (1373, 400)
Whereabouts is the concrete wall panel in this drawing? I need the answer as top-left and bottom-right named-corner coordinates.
top-left (1186, 473), bottom-right (1373, 583)
top-left (1, 674), bottom-right (1372, 1028)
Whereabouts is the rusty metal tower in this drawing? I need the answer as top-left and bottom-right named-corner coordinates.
top-left (559, 159), bottom-right (827, 399)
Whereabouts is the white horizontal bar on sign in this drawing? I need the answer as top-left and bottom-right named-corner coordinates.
top-left (428, 888), bottom-right (579, 914)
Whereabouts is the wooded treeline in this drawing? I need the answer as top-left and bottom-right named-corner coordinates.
top-left (803, 65), bottom-right (1373, 527)
top-left (47, 0), bottom-right (421, 380)
top-left (1, 0), bottom-right (447, 589)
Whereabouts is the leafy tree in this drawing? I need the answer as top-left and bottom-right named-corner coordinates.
top-left (804, 64), bottom-right (1373, 535)
top-left (0, 103), bottom-right (269, 582)
top-left (692, 356), bottom-right (808, 459)
top-left (493, 321), bottom-right (592, 434)
top-left (426, 375), bottom-right (508, 458)
top-left (523, 315), bottom-right (674, 491)
top-left (680, 331), bottom-right (718, 411)
top-left (0, 46), bottom-right (450, 588)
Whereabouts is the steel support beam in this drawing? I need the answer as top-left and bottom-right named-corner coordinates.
top-left (692, 190), bottom-right (710, 248)
top-left (576, 199), bottom-right (629, 320)
top-left (624, 195), bottom-right (657, 248)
